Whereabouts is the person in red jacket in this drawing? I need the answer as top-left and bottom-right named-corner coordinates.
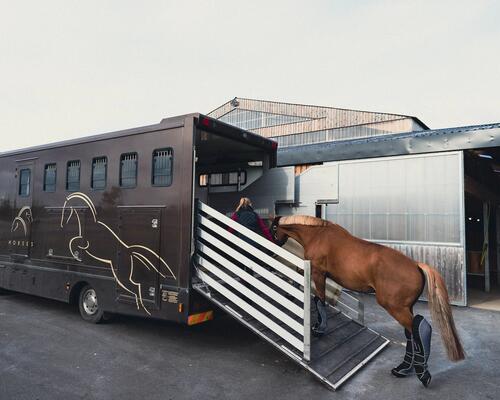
top-left (229, 197), bottom-right (273, 279)
top-left (229, 197), bottom-right (273, 242)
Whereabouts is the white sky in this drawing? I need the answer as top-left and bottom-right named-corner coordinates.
top-left (1, 0), bottom-right (499, 151)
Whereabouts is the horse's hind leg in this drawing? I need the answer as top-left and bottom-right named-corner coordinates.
top-left (412, 315), bottom-right (432, 387)
top-left (311, 269), bottom-right (327, 336)
top-left (385, 305), bottom-right (432, 387)
top-left (382, 305), bottom-right (416, 378)
top-left (392, 327), bottom-right (414, 378)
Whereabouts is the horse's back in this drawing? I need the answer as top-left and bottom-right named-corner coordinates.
top-left (322, 225), bottom-right (421, 294)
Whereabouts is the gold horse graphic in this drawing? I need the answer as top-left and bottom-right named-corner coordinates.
top-left (60, 192), bottom-right (175, 315)
top-left (11, 206), bottom-right (33, 236)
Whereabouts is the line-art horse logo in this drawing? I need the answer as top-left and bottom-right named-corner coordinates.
top-left (11, 206), bottom-right (33, 236)
top-left (60, 192), bottom-right (175, 315)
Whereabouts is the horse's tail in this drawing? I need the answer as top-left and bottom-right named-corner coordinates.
top-left (418, 263), bottom-right (465, 362)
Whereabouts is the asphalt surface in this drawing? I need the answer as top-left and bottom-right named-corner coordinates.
top-left (1, 291), bottom-right (499, 400)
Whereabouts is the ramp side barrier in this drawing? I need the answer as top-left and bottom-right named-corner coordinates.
top-left (194, 201), bottom-right (311, 361)
top-left (335, 288), bottom-right (364, 325)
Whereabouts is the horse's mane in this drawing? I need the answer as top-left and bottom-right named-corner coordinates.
top-left (279, 215), bottom-right (332, 227)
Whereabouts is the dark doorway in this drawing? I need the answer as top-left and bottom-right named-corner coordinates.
top-left (464, 148), bottom-right (500, 310)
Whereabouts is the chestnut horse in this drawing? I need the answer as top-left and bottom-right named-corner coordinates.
top-left (270, 215), bottom-right (465, 387)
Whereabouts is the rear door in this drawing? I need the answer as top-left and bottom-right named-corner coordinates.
top-left (116, 207), bottom-right (163, 314)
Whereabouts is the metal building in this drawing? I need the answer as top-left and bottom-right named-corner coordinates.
top-left (208, 98), bottom-right (500, 307)
top-left (208, 97), bottom-right (428, 149)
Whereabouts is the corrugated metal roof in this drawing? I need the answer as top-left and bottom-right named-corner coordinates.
top-left (209, 97), bottom-right (429, 133)
top-left (277, 123), bottom-right (500, 166)
top-left (209, 97), bottom-right (427, 124)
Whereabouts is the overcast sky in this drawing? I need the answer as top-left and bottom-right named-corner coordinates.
top-left (1, 0), bottom-right (499, 151)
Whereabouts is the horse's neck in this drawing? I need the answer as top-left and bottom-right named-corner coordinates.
top-left (283, 225), bottom-right (315, 249)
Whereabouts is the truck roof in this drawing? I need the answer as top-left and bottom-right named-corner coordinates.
top-left (0, 113), bottom-right (277, 159)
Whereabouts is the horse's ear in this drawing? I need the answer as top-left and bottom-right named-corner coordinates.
top-left (60, 200), bottom-right (69, 228)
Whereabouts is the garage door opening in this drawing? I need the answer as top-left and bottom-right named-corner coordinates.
top-left (464, 148), bottom-right (500, 310)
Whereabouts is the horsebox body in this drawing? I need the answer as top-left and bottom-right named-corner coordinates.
top-left (0, 113), bottom-right (276, 324)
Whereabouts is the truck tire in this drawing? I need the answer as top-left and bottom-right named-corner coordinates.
top-left (78, 285), bottom-right (105, 323)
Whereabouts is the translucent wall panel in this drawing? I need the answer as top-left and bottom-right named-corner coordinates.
top-left (273, 120), bottom-right (416, 147)
top-left (219, 109), bottom-right (310, 131)
top-left (274, 130), bottom-right (328, 147)
top-left (326, 153), bottom-right (462, 244)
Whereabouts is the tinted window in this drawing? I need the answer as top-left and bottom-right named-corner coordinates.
top-left (66, 160), bottom-right (80, 191)
top-left (19, 169), bottom-right (31, 196)
top-left (43, 163), bottom-right (57, 192)
top-left (91, 156), bottom-right (107, 190)
top-left (120, 153), bottom-right (137, 188)
top-left (152, 148), bottom-right (173, 186)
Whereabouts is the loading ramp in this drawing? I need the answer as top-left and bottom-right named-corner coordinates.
top-left (192, 201), bottom-right (389, 390)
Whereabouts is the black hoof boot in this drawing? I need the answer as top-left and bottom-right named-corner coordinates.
top-left (391, 329), bottom-right (414, 378)
top-left (412, 315), bottom-right (433, 388)
top-left (418, 370), bottom-right (432, 387)
top-left (312, 296), bottom-right (327, 337)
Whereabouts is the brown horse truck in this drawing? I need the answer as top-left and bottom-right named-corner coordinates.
top-left (0, 113), bottom-right (277, 324)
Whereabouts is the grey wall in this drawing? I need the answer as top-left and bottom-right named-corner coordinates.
top-left (280, 152), bottom-right (466, 305)
top-left (326, 152), bottom-right (462, 244)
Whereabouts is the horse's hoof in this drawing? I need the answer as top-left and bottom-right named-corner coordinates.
top-left (418, 371), bottom-right (432, 388)
top-left (312, 325), bottom-right (326, 337)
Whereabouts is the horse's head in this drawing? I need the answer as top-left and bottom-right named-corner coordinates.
top-left (17, 206), bottom-right (33, 223)
top-left (11, 206), bottom-right (33, 235)
top-left (60, 201), bottom-right (75, 229)
top-left (19, 207), bottom-right (33, 223)
top-left (60, 192), bottom-right (98, 230)
top-left (270, 216), bottom-right (289, 246)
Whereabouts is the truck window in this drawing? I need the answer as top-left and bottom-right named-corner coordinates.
top-left (120, 153), bottom-right (138, 188)
top-left (199, 171), bottom-right (246, 187)
top-left (66, 160), bottom-right (81, 191)
top-left (152, 148), bottom-right (173, 187)
top-left (91, 156), bottom-right (107, 190)
top-left (18, 168), bottom-right (31, 196)
top-left (43, 163), bottom-right (57, 192)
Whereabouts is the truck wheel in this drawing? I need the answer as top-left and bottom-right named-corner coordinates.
top-left (78, 285), bottom-right (105, 323)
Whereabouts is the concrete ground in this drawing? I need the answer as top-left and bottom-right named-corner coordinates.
top-left (0, 291), bottom-right (499, 400)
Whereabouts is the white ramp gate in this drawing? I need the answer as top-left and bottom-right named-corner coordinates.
top-left (192, 201), bottom-right (389, 390)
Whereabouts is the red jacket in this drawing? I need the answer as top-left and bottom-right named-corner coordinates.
top-left (229, 208), bottom-right (273, 242)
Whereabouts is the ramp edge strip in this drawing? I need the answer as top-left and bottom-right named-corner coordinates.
top-left (333, 339), bottom-right (390, 389)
